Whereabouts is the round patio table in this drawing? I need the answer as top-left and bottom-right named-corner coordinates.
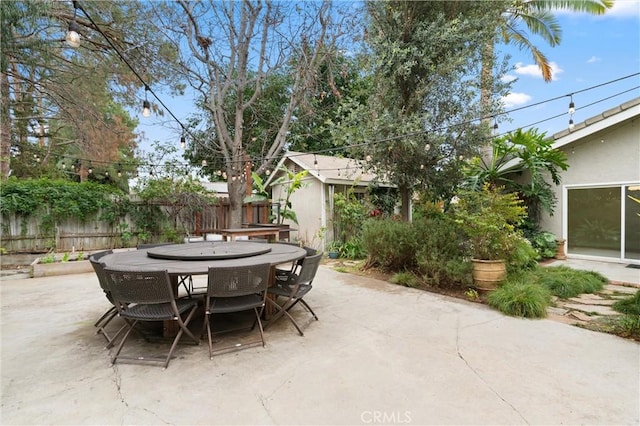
top-left (100, 241), bottom-right (307, 337)
top-left (100, 241), bottom-right (306, 276)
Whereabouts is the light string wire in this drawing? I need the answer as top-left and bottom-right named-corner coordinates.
top-left (55, 1), bottom-right (640, 174)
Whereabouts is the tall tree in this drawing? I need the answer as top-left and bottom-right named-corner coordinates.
top-left (333, 1), bottom-right (509, 221)
top-left (153, 0), bottom-right (353, 228)
top-left (0, 1), bottom-right (179, 183)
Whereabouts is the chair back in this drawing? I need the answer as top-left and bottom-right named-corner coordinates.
top-left (296, 252), bottom-right (323, 285)
top-left (207, 263), bottom-right (270, 298)
top-left (89, 250), bottom-right (113, 293)
top-left (104, 268), bottom-right (174, 305)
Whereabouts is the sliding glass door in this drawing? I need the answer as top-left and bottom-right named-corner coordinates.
top-left (567, 185), bottom-right (640, 261)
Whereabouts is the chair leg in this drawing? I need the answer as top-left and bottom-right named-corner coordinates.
top-left (265, 298), bottom-right (304, 336)
top-left (94, 306), bottom-right (117, 328)
top-left (110, 320), bottom-right (138, 366)
top-left (254, 307), bottom-right (266, 347)
top-left (163, 305), bottom-right (198, 369)
top-left (297, 299), bottom-right (318, 321)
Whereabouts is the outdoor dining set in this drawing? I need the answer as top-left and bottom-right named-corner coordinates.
top-left (89, 241), bottom-right (322, 369)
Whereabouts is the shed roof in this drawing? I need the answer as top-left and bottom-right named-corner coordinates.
top-left (266, 151), bottom-right (393, 187)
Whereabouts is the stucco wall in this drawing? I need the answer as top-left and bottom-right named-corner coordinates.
top-left (539, 116), bottom-right (640, 236)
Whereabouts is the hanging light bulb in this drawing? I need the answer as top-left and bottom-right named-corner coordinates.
top-left (492, 120), bottom-right (499, 136)
top-left (201, 159), bottom-right (207, 167)
top-left (88, 162), bottom-right (93, 174)
top-left (222, 171), bottom-right (227, 179)
top-left (568, 96), bottom-right (575, 115)
top-left (142, 86), bottom-right (151, 117)
top-left (365, 154), bottom-right (372, 162)
top-left (180, 135), bottom-right (186, 150)
top-left (265, 169), bottom-right (271, 176)
top-left (420, 164), bottom-right (424, 170)
top-left (104, 171), bottom-right (109, 177)
top-left (424, 143), bottom-right (430, 152)
top-left (313, 155), bottom-right (318, 170)
top-left (216, 169), bottom-right (222, 176)
top-left (61, 161), bottom-right (66, 169)
top-left (65, 2), bottom-right (81, 48)
top-left (569, 118), bottom-right (575, 131)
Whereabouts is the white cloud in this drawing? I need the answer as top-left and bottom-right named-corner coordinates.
top-left (553, 0), bottom-right (639, 17)
top-left (587, 56), bottom-right (602, 64)
top-left (501, 92), bottom-right (532, 108)
top-left (501, 74), bottom-right (517, 83)
top-left (514, 61), bottom-right (564, 81)
top-left (606, 0), bottom-right (640, 17)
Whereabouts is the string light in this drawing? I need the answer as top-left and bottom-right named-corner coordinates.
top-left (313, 155), bottom-right (318, 169)
top-left (180, 135), bottom-right (186, 150)
top-left (142, 85), bottom-right (151, 117)
top-left (87, 162), bottom-right (93, 174)
top-left (568, 95), bottom-right (575, 115)
top-left (65, 1), bottom-right (81, 48)
top-left (569, 118), bottom-right (575, 131)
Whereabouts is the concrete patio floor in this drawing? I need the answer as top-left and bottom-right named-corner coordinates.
top-left (1, 264), bottom-right (639, 425)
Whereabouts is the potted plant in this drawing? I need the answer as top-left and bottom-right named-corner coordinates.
top-left (453, 184), bottom-right (527, 291)
top-left (326, 240), bottom-right (342, 259)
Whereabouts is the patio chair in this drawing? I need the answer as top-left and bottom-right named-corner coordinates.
top-left (274, 243), bottom-right (317, 280)
top-left (266, 252), bottom-right (323, 336)
top-left (89, 250), bottom-right (125, 348)
top-left (203, 263), bottom-right (271, 358)
top-left (138, 243), bottom-right (193, 298)
top-left (104, 268), bottom-right (199, 369)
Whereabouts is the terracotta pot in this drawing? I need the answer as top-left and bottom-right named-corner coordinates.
top-left (471, 259), bottom-right (506, 291)
top-left (555, 239), bottom-right (567, 260)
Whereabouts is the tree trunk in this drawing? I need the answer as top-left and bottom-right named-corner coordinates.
top-left (0, 70), bottom-right (11, 180)
top-left (399, 184), bottom-right (411, 222)
top-left (480, 38), bottom-right (495, 162)
top-left (228, 177), bottom-right (245, 228)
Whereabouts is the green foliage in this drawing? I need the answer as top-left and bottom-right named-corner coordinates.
top-left (413, 214), bottom-right (472, 288)
top-left (338, 237), bottom-right (366, 260)
top-left (61, 252), bottom-right (70, 262)
top-left (333, 188), bottom-right (368, 243)
top-left (452, 184), bottom-right (527, 260)
top-left (463, 128), bottom-right (569, 226)
top-left (506, 234), bottom-right (539, 272)
top-left (40, 253), bottom-right (55, 264)
top-left (270, 166), bottom-right (308, 225)
top-left (361, 218), bottom-right (417, 271)
top-left (0, 178), bottom-right (128, 242)
top-left (527, 230), bottom-right (558, 260)
top-left (487, 279), bottom-right (551, 319)
top-left (390, 271), bottom-right (420, 288)
top-left (607, 314), bottom-right (640, 339)
top-left (534, 266), bottom-right (607, 299)
top-left (612, 290), bottom-right (640, 316)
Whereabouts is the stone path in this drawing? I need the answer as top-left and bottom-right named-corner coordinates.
top-left (546, 282), bottom-right (639, 326)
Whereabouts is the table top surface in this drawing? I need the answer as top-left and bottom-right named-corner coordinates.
top-left (100, 242), bottom-right (307, 276)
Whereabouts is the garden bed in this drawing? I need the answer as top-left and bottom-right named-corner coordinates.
top-left (30, 252), bottom-right (92, 277)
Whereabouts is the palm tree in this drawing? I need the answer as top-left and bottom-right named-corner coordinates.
top-left (481, 0), bottom-right (613, 129)
top-left (503, 0), bottom-right (614, 82)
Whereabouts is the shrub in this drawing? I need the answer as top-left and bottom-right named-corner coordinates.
top-left (390, 271), bottom-right (420, 288)
top-left (339, 237), bottom-right (366, 260)
top-left (487, 279), bottom-right (551, 318)
top-left (608, 314), bottom-right (640, 339)
top-left (506, 234), bottom-right (538, 272)
top-left (361, 218), bottom-right (417, 270)
top-left (413, 215), bottom-right (471, 288)
top-left (534, 266), bottom-right (606, 299)
top-left (613, 290), bottom-right (640, 316)
top-left (527, 231), bottom-right (557, 260)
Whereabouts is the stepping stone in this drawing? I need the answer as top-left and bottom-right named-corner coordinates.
top-left (604, 285), bottom-right (638, 295)
top-left (567, 311), bottom-right (593, 322)
top-left (562, 303), bottom-right (619, 316)
top-left (568, 295), bottom-right (616, 306)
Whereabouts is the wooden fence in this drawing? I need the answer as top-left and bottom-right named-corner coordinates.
top-left (0, 199), bottom-right (272, 253)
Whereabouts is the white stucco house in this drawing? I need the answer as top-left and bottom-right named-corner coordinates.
top-left (539, 97), bottom-right (640, 264)
top-left (265, 151), bottom-right (394, 250)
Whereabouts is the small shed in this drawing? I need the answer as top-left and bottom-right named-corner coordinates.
top-left (265, 151), bottom-right (393, 250)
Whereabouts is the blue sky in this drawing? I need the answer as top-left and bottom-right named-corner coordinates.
top-left (497, 0), bottom-right (640, 137)
top-left (137, 0), bottom-right (640, 158)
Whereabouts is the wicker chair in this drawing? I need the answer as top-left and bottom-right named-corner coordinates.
top-left (89, 250), bottom-right (125, 348)
top-left (274, 243), bottom-right (317, 281)
top-left (137, 243), bottom-right (194, 297)
top-left (104, 268), bottom-right (199, 369)
top-left (266, 252), bottom-right (323, 336)
top-left (203, 263), bottom-right (271, 359)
